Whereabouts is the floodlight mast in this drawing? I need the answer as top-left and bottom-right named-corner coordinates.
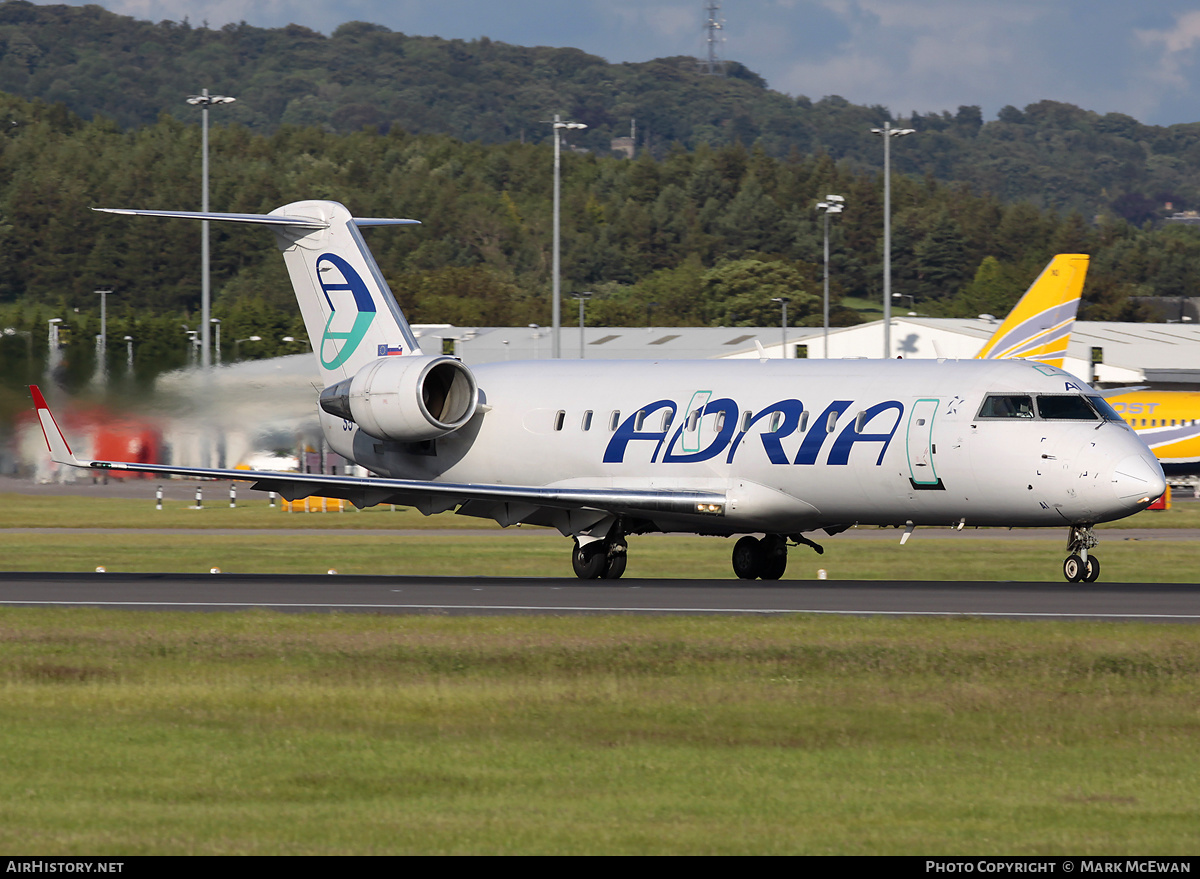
top-left (185, 89), bottom-right (236, 371)
top-left (547, 115), bottom-right (587, 359)
top-left (870, 123), bottom-right (915, 359)
top-left (816, 196), bottom-right (845, 358)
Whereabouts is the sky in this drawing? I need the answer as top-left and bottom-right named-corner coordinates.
top-left (33, 1), bottom-right (1200, 126)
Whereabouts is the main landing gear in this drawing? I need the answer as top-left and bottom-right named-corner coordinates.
top-left (1063, 524), bottom-right (1100, 583)
top-left (571, 536), bottom-right (628, 579)
top-left (731, 534), bottom-right (824, 580)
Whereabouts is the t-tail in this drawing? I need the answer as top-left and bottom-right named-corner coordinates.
top-left (96, 200), bottom-right (423, 386)
top-left (974, 253), bottom-right (1089, 368)
top-left (97, 201), bottom-right (479, 443)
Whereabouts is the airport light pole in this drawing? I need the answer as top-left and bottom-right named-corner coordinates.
top-left (870, 122), bottom-right (914, 358)
top-left (186, 89), bottom-right (236, 370)
top-left (816, 195), bottom-right (844, 357)
top-left (572, 291), bottom-right (592, 358)
top-left (124, 336), bottom-right (134, 374)
top-left (547, 115), bottom-right (587, 359)
top-left (234, 335), bottom-right (261, 361)
top-left (210, 318), bottom-right (221, 366)
top-left (771, 297), bottom-right (790, 358)
top-left (46, 318), bottom-right (62, 382)
top-left (95, 288), bottom-right (110, 386)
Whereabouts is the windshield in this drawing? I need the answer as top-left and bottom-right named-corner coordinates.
top-left (977, 395), bottom-right (1034, 419)
top-left (1036, 395), bottom-right (1099, 420)
top-left (1086, 396), bottom-right (1127, 423)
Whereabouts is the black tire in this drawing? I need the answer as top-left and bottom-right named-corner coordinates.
top-left (603, 547), bottom-right (627, 580)
top-left (732, 536), bottom-right (763, 580)
top-left (1083, 555), bottom-right (1100, 583)
top-left (1063, 553), bottom-right (1084, 583)
top-left (572, 541), bottom-right (607, 579)
top-left (759, 545), bottom-right (788, 581)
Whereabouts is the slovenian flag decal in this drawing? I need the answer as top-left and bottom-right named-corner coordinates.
top-left (378, 344), bottom-right (403, 356)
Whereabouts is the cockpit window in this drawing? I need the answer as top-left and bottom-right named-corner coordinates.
top-left (977, 395), bottom-right (1034, 419)
top-left (1086, 396), bottom-right (1126, 423)
top-left (1036, 395), bottom-right (1098, 420)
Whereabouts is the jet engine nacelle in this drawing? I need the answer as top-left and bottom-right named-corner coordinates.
top-left (318, 355), bottom-right (478, 443)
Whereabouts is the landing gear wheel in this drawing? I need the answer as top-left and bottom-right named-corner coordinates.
top-left (759, 539), bottom-right (788, 581)
top-left (732, 536), bottom-right (763, 580)
top-left (572, 540), bottom-right (608, 579)
top-left (1065, 525), bottom-right (1100, 583)
top-left (1063, 554), bottom-right (1085, 583)
top-left (603, 543), bottom-right (627, 580)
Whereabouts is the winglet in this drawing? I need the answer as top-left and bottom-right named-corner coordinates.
top-left (30, 386), bottom-right (85, 468)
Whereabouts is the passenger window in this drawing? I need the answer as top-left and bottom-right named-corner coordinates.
top-left (553, 410), bottom-right (565, 431)
top-left (977, 395), bottom-right (1034, 419)
top-left (741, 411), bottom-right (752, 432)
top-left (715, 411), bottom-right (726, 431)
top-left (661, 411), bottom-right (672, 432)
top-left (634, 410), bottom-right (646, 430)
top-left (687, 409), bottom-right (700, 431)
top-left (582, 410), bottom-right (593, 431)
top-left (609, 411), bottom-right (620, 431)
top-left (1036, 396), bottom-right (1098, 420)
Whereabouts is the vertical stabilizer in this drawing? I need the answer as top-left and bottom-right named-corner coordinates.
top-left (268, 200), bottom-right (423, 386)
top-left (974, 254), bottom-right (1089, 368)
top-left (95, 201), bottom-right (422, 389)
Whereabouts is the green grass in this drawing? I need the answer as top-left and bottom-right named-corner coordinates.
top-left (0, 609), bottom-right (1197, 854)
top-left (0, 492), bottom-right (502, 530)
top-left (3, 531), bottom-right (1200, 581)
top-left (0, 490), bottom-right (1196, 579)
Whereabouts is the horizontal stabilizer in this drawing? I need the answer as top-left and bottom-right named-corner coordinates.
top-left (92, 208), bottom-right (421, 228)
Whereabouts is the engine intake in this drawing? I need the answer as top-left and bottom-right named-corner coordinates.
top-left (319, 355), bottom-right (478, 442)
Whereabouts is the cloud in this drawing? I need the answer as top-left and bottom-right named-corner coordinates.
top-left (1137, 10), bottom-right (1200, 88)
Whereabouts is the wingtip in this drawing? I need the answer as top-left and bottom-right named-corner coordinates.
top-left (30, 386), bottom-right (82, 466)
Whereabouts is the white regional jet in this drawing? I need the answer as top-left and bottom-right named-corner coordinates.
top-left (32, 201), bottom-right (1166, 583)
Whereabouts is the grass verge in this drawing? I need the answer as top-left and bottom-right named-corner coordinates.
top-left (1, 531), bottom-right (1196, 581)
top-left (0, 609), bottom-right (1197, 854)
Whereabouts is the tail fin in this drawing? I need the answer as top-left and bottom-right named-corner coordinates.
top-left (974, 254), bottom-right (1088, 368)
top-left (95, 201), bottom-right (422, 386)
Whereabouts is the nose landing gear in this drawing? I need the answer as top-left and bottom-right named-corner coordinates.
top-left (1064, 525), bottom-right (1100, 583)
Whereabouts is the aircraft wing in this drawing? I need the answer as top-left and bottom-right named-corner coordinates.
top-left (31, 387), bottom-right (725, 523)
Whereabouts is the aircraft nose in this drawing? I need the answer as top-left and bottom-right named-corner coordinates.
top-left (1112, 454), bottom-right (1167, 506)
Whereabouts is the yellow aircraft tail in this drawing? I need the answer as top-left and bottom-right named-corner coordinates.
top-left (974, 254), bottom-right (1089, 368)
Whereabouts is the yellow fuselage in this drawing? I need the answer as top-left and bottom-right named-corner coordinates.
top-left (1107, 391), bottom-right (1200, 472)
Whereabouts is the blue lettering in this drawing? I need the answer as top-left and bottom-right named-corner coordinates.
top-left (794, 400), bottom-right (854, 465)
top-left (603, 400), bottom-right (677, 463)
top-left (662, 398), bottom-right (739, 463)
top-left (726, 399), bottom-right (804, 464)
top-left (603, 396), bottom-right (905, 466)
top-left (827, 401), bottom-right (904, 465)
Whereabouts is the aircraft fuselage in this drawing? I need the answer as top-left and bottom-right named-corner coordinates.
top-left (323, 357), bottom-right (1161, 535)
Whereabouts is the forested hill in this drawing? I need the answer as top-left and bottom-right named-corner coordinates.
top-left (2, 1), bottom-right (1200, 220)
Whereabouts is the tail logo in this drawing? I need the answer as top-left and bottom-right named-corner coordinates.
top-left (317, 253), bottom-right (376, 369)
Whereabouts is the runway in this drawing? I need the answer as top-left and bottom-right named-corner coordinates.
top-left (1, 571), bottom-right (1199, 621)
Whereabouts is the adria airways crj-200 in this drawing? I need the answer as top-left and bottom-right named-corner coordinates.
top-left (32, 202), bottom-right (1164, 582)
